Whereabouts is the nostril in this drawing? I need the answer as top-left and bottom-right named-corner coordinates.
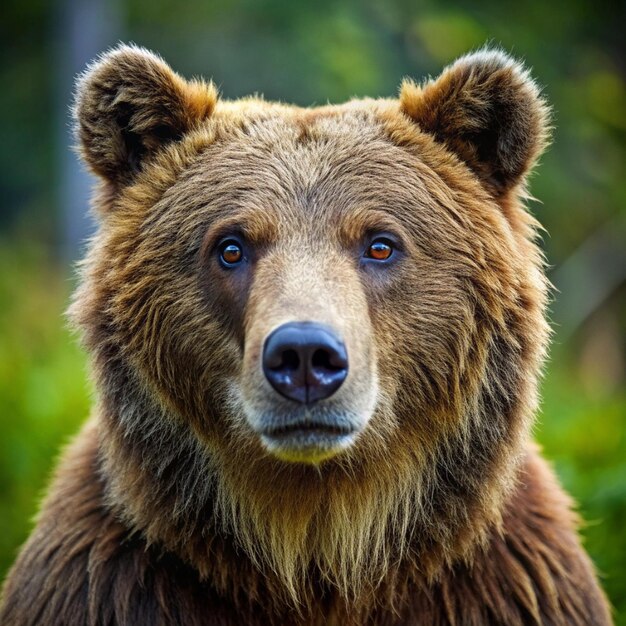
top-left (264, 346), bottom-right (300, 372)
top-left (312, 348), bottom-right (343, 372)
top-left (279, 349), bottom-right (300, 372)
top-left (311, 349), bottom-right (326, 369)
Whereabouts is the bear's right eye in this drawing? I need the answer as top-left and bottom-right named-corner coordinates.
top-left (218, 240), bottom-right (244, 267)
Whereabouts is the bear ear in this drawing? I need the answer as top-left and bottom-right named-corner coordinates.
top-left (400, 49), bottom-right (550, 196)
top-left (74, 44), bottom-right (218, 185)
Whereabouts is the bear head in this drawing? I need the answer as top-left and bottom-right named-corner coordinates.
top-left (71, 45), bottom-right (550, 603)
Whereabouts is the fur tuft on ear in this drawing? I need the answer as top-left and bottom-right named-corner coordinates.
top-left (74, 44), bottom-right (218, 185)
top-left (400, 49), bottom-right (550, 195)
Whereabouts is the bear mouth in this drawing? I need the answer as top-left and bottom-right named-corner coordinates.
top-left (259, 420), bottom-right (358, 463)
top-left (264, 421), bottom-right (355, 439)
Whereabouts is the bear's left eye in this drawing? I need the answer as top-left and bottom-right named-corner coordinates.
top-left (218, 239), bottom-right (244, 267)
top-left (365, 238), bottom-right (394, 261)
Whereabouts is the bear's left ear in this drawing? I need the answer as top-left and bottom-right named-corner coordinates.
top-left (400, 50), bottom-right (550, 196)
top-left (74, 44), bottom-right (218, 186)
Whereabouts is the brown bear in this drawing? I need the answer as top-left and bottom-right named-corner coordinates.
top-left (0, 45), bottom-right (613, 625)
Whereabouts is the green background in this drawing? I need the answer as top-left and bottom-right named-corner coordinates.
top-left (1, 0), bottom-right (624, 621)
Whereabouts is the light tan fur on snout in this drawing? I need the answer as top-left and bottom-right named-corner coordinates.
top-left (238, 238), bottom-right (378, 462)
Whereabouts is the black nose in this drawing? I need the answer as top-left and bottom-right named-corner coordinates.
top-left (262, 322), bottom-right (349, 404)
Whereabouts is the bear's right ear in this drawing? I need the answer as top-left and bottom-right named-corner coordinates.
top-left (74, 45), bottom-right (217, 185)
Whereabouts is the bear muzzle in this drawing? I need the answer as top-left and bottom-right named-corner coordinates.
top-left (254, 321), bottom-right (360, 462)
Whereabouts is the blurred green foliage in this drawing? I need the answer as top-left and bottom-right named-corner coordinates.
top-left (0, 242), bottom-right (90, 576)
top-left (540, 350), bottom-right (626, 619)
top-left (0, 0), bottom-right (624, 621)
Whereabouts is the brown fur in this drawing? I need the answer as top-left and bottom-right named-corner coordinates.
top-left (0, 45), bottom-right (612, 625)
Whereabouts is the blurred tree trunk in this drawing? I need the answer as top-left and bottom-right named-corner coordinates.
top-left (56, 0), bottom-right (123, 263)
top-left (550, 213), bottom-right (626, 340)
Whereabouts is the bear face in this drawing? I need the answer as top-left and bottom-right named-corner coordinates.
top-left (71, 45), bottom-right (550, 602)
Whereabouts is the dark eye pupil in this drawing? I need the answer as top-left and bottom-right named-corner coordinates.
top-left (221, 243), bottom-right (243, 265)
top-left (368, 240), bottom-right (393, 260)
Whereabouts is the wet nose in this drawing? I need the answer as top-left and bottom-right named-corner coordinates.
top-left (262, 322), bottom-right (349, 404)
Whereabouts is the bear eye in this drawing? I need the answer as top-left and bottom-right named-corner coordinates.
top-left (366, 238), bottom-right (394, 261)
top-left (218, 240), bottom-right (244, 267)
